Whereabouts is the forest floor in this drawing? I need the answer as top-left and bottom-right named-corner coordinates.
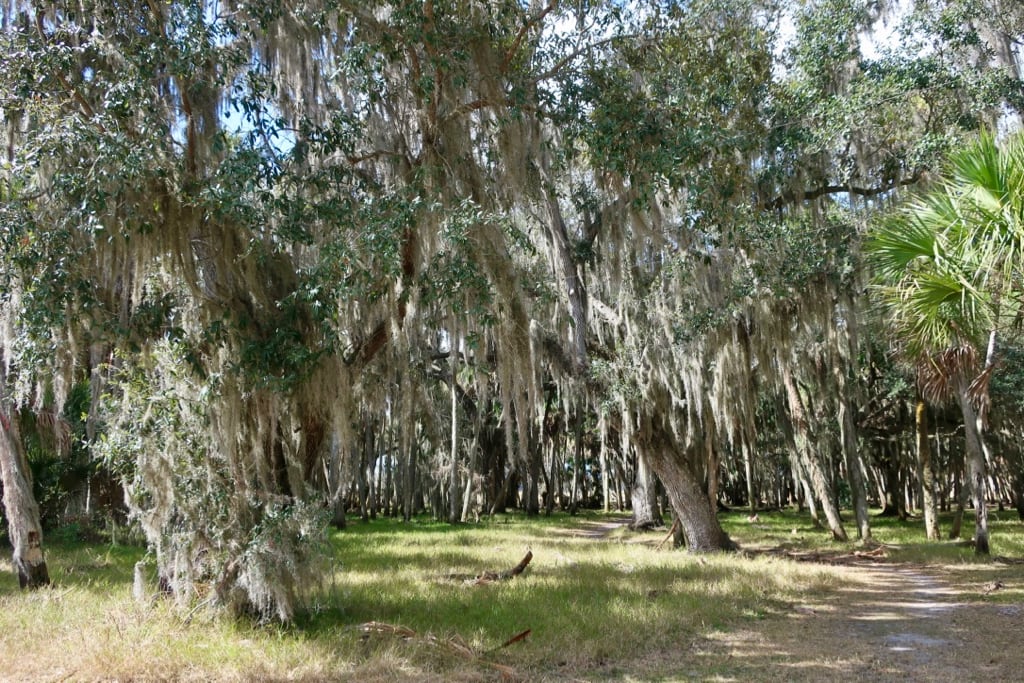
top-left (573, 516), bottom-right (1024, 681)
top-left (3, 511), bottom-right (1023, 681)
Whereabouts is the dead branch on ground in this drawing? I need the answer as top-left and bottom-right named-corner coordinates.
top-left (474, 550), bottom-right (533, 585)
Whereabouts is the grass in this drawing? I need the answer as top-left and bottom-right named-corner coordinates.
top-left (0, 508), bottom-right (1022, 681)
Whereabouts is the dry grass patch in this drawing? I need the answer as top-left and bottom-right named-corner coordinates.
top-left (0, 512), bottom-right (876, 681)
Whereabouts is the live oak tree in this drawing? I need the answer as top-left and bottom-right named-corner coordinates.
top-left (1, 0), bottom-right (667, 617)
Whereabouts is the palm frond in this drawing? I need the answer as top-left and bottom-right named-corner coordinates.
top-left (917, 344), bottom-right (980, 404)
top-left (952, 132), bottom-right (1008, 216)
top-left (867, 130), bottom-right (1024, 363)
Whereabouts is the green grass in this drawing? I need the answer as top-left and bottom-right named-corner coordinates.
top-left (1, 508), bottom-right (1023, 681)
top-left (720, 506), bottom-right (1024, 558)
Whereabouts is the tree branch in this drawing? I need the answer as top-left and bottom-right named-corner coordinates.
top-left (500, 1), bottom-right (557, 73)
top-left (34, 11), bottom-right (106, 134)
top-left (530, 34), bottom-right (636, 84)
top-left (760, 173), bottom-right (923, 211)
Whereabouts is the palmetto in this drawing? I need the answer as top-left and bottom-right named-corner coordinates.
top-left (869, 132), bottom-right (1024, 554)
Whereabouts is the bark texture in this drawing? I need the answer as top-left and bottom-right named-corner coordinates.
top-left (0, 407), bottom-right (50, 589)
top-left (640, 424), bottom-right (733, 552)
top-left (630, 450), bottom-right (663, 530)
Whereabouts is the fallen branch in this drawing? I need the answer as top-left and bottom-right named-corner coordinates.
top-left (498, 629), bottom-right (531, 648)
top-left (359, 621), bottom-right (416, 639)
top-left (474, 550), bottom-right (533, 585)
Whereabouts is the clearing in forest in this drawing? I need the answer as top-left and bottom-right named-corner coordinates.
top-left (1, 509), bottom-right (1023, 681)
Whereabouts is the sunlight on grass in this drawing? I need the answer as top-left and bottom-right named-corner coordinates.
top-left (1, 508), bottom-right (1021, 680)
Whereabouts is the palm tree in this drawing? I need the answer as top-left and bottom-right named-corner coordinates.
top-left (868, 132), bottom-right (1024, 555)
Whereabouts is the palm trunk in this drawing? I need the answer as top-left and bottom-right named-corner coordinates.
top-left (915, 397), bottom-right (941, 540)
top-left (955, 379), bottom-right (989, 555)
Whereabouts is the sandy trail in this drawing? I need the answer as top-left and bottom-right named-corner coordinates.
top-left (549, 518), bottom-right (1024, 681)
top-left (699, 560), bottom-right (1020, 682)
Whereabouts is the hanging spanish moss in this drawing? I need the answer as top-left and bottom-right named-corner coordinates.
top-left (2, 0), bottom-right (1019, 620)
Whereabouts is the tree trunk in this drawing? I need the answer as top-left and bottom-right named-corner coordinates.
top-left (704, 416), bottom-right (720, 512)
top-left (949, 460), bottom-right (967, 539)
top-left (448, 338), bottom-right (461, 525)
top-left (915, 397), bottom-right (941, 540)
top-left (742, 434), bottom-right (756, 513)
top-left (599, 434), bottom-right (610, 513)
top-left (877, 441), bottom-right (904, 517)
top-left (838, 376), bottom-right (870, 540)
top-left (797, 465), bottom-right (819, 523)
top-left (569, 402), bottom-right (585, 514)
top-left (356, 433), bottom-right (370, 523)
top-left (525, 432), bottom-right (541, 516)
top-left (1012, 438), bottom-right (1024, 521)
top-left (781, 361), bottom-right (848, 541)
top-left (955, 380), bottom-right (989, 555)
top-left (383, 439), bottom-right (394, 516)
top-left (639, 424), bottom-right (732, 552)
top-left (0, 407), bottom-right (50, 589)
top-left (402, 442), bottom-right (416, 522)
top-left (460, 428), bottom-right (479, 522)
top-left (630, 448), bottom-right (663, 529)
top-left (545, 438), bottom-right (559, 514)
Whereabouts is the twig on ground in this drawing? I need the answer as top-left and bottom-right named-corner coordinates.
top-left (498, 629), bottom-right (531, 648)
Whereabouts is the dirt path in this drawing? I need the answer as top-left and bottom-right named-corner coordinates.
top-left (560, 515), bottom-right (634, 539)
top-left (698, 560), bottom-right (1021, 681)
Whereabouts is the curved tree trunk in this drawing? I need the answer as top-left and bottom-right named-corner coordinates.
top-left (0, 405), bottom-right (50, 589)
top-left (639, 424), bottom-right (733, 552)
top-left (781, 362), bottom-right (848, 541)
